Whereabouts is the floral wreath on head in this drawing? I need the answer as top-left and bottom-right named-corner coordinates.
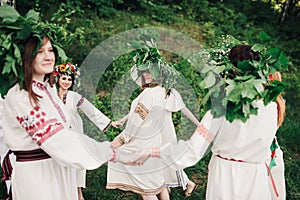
top-left (54, 62), bottom-right (80, 78)
top-left (190, 32), bottom-right (290, 122)
top-left (54, 62), bottom-right (80, 83)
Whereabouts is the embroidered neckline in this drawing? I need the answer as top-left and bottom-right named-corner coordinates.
top-left (58, 91), bottom-right (68, 104)
top-left (32, 80), bottom-right (47, 90)
top-left (32, 80), bottom-right (67, 123)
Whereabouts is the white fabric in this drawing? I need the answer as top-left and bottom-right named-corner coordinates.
top-left (107, 86), bottom-right (198, 194)
top-left (161, 100), bottom-right (278, 200)
top-left (2, 82), bottom-right (113, 200)
top-left (63, 91), bottom-right (111, 187)
top-left (65, 91), bottom-right (111, 134)
top-left (0, 96), bottom-right (15, 194)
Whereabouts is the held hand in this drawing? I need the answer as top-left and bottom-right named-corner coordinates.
top-left (111, 121), bottom-right (120, 128)
top-left (110, 138), bottom-right (123, 149)
top-left (110, 148), bottom-right (160, 166)
top-left (128, 149), bottom-right (152, 166)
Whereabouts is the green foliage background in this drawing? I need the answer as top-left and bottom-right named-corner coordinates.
top-left (1, 0), bottom-right (299, 199)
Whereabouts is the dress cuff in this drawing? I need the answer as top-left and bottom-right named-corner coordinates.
top-left (109, 148), bottom-right (117, 162)
top-left (103, 121), bottom-right (112, 132)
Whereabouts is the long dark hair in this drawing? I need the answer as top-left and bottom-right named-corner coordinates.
top-left (22, 35), bottom-right (56, 105)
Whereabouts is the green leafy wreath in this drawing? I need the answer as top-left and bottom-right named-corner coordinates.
top-left (129, 39), bottom-right (179, 92)
top-left (199, 32), bottom-right (290, 122)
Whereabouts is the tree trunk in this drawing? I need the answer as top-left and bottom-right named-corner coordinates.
top-left (0, 0), bottom-right (15, 8)
top-left (278, 0), bottom-right (291, 26)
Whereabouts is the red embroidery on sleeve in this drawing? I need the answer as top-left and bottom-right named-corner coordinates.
top-left (16, 107), bottom-right (64, 146)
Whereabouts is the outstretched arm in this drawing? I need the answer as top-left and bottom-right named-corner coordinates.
top-left (129, 111), bottom-right (224, 168)
top-left (181, 107), bottom-right (200, 126)
top-left (76, 94), bottom-right (111, 132)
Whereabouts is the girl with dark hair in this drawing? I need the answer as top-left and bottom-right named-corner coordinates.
top-left (1, 35), bottom-right (138, 200)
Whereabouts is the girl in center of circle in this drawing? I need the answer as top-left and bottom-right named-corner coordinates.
top-left (54, 62), bottom-right (118, 200)
top-left (106, 44), bottom-right (199, 199)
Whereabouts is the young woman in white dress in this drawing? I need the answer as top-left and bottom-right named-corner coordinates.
top-left (1, 34), bottom-right (139, 200)
top-left (54, 62), bottom-right (118, 200)
top-left (133, 45), bottom-right (287, 200)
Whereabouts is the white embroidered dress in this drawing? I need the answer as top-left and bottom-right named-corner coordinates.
top-left (2, 81), bottom-right (113, 200)
top-left (160, 100), bottom-right (278, 200)
top-left (62, 90), bottom-right (111, 188)
top-left (107, 86), bottom-right (192, 194)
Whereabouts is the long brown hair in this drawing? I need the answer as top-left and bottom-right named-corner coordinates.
top-left (22, 35), bottom-right (55, 106)
top-left (273, 72), bottom-right (286, 127)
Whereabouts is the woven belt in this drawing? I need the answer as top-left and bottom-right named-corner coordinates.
top-left (216, 154), bottom-right (244, 162)
top-left (2, 149), bottom-right (51, 182)
top-left (13, 148), bottom-right (50, 162)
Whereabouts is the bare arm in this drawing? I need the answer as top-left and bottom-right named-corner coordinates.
top-left (181, 107), bottom-right (200, 126)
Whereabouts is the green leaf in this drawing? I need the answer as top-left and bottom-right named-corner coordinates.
top-left (0, 34), bottom-right (12, 49)
top-left (202, 71), bottom-right (216, 88)
top-left (12, 43), bottom-right (21, 76)
top-left (200, 64), bottom-right (213, 74)
top-left (266, 48), bottom-right (279, 59)
top-left (237, 60), bottom-right (253, 71)
top-left (0, 4), bottom-right (20, 24)
top-left (16, 24), bottom-right (33, 40)
top-left (149, 63), bottom-right (160, 80)
top-left (145, 40), bottom-right (154, 48)
top-left (25, 9), bottom-right (39, 25)
top-left (258, 32), bottom-right (271, 42)
top-left (142, 51), bottom-right (149, 62)
top-left (251, 43), bottom-right (265, 53)
top-left (53, 44), bottom-right (68, 62)
top-left (137, 63), bottom-right (149, 71)
top-left (0, 23), bottom-right (23, 30)
top-left (226, 86), bottom-right (242, 102)
top-left (248, 79), bottom-right (265, 93)
top-left (2, 55), bottom-right (15, 74)
top-left (241, 87), bottom-right (256, 99)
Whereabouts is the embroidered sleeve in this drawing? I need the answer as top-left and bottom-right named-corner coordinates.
top-left (134, 102), bottom-right (149, 120)
top-left (16, 106), bottom-right (64, 146)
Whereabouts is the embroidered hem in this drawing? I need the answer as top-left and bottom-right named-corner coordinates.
top-left (106, 182), bottom-right (166, 195)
